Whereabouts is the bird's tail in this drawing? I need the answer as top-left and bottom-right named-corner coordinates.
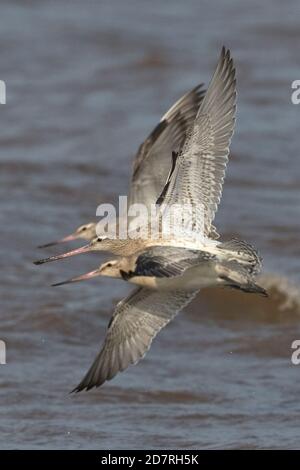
top-left (219, 238), bottom-right (262, 275)
top-left (217, 260), bottom-right (268, 297)
top-left (220, 275), bottom-right (268, 297)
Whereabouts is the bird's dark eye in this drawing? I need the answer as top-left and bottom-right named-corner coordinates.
top-left (81, 227), bottom-right (87, 231)
top-left (107, 263), bottom-right (112, 267)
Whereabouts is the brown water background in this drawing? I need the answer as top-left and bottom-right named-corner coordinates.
top-left (1, 0), bottom-right (300, 449)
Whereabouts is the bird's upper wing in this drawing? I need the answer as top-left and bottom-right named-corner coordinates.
top-left (128, 84), bottom-right (206, 210)
top-left (73, 287), bottom-right (197, 392)
top-left (161, 48), bottom-right (236, 239)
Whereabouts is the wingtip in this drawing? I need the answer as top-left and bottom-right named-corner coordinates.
top-left (71, 378), bottom-right (105, 393)
top-left (221, 45), bottom-right (230, 54)
top-left (219, 46), bottom-right (232, 66)
top-left (70, 381), bottom-right (92, 394)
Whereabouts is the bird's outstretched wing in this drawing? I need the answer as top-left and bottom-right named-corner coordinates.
top-left (128, 84), bottom-right (206, 210)
top-left (161, 47), bottom-right (236, 239)
top-left (73, 287), bottom-right (197, 392)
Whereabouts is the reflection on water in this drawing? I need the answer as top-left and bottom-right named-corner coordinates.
top-left (1, 0), bottom-right (300, 450)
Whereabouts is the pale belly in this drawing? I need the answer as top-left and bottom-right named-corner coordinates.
top-left (129, 264), bottom-right (221, 291)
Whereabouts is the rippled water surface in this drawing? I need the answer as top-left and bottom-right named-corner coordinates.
top-left (1, 0), bottom-right (300, 449)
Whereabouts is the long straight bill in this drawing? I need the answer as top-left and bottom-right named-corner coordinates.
top-left (52, 268), bottom-right (101, 286)
top-left (33, 244), bottom-right (91, 265)
top-left (37, 233), bottom-right (78, 248)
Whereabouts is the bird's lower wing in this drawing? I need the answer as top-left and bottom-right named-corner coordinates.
top-left (73, 287), bottom-right (198, 392)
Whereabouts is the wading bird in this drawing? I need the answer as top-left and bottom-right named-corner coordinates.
top-left (54, 244), bottom-right (265, 294)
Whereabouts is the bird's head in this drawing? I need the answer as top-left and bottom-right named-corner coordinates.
top-left (51, 259), bottom-right (121, 287)
top-left (38, 222), bottom-right (96, 248)
top-left (98, 259), bottom-right (121, 278)
top-left (74, 222), bottom-right (97, 240)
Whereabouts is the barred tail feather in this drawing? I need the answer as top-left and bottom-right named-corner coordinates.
top-left (219, 238), bottom-right (262, 275)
